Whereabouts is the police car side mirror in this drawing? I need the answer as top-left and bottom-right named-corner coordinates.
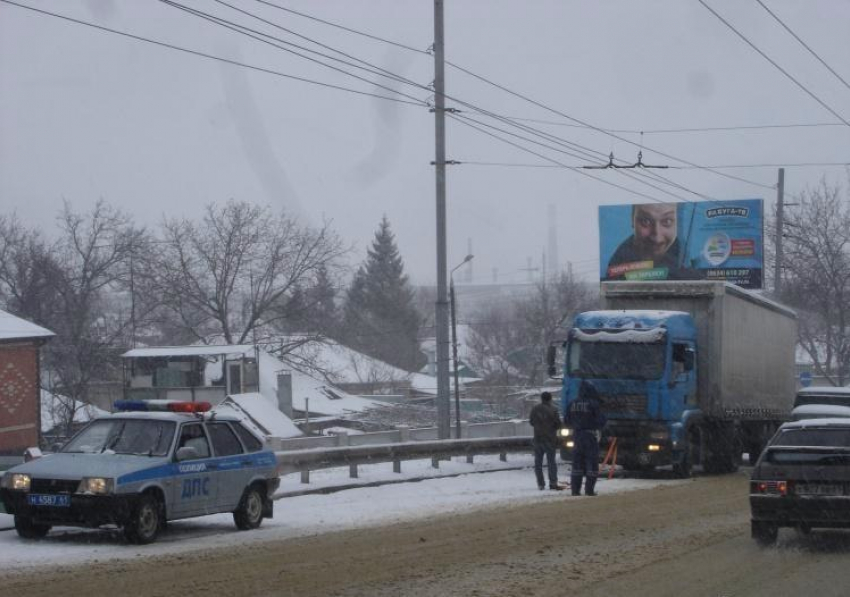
top-left (176, 446), bottom-right (200, 461)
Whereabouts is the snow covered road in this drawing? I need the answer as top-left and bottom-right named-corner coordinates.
top-left (0, 454), bottom-right (675, 571)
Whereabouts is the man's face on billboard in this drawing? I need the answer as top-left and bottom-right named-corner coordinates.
top-left (633, 204), bottom-right (677, 258)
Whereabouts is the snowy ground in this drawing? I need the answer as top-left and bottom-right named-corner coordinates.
top-left (0, 455), bottom-right (680, 572)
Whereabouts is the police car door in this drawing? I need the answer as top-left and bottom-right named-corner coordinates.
top-left (205, 422), bottom-right (250, 511)
top-left (172, 422), bottom-right (219, 517)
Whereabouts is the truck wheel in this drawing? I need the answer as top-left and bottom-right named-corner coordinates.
top-left (14, 515), bottom-right (51, 539)
top-left (752, 520), bottom-right (778, 546)
top-left (233, 484), bottom-right (264, 530)
top-left (124, 494), bottom-right (161, 544)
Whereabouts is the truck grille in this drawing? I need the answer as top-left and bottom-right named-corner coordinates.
top-left (30, 478), bottom-right (80, 494)
top-left (600, 394), bottom-right (647, 415)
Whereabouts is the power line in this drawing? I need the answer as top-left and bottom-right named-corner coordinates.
top-left (444, 60), bottom-right (775, 191)
top-left (754, 0), bottom-right (850, 93)
top-left (456, 160), bottom-right (850, 170)
top-left (158, 0), bottom-right (736, 203)
top-left (448, 113), bottom-right (674, 205)
top-left (157, 0), bottom-right (428, 106)
top-left (0, 0), bottom-right (427, 108)
top-left (697, 0), bottom-right (850, 127)
top-left (250, 0), bottom-right (431, 56)
top-left (451, 112), bottom-right (691, 202)
top-left (486, 117), bottom-right (848, 134)
top-left (240, 0), bottom-right (774, 191)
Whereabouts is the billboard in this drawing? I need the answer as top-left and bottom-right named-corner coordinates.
top-left (599, 198), bottom-right (764, 289)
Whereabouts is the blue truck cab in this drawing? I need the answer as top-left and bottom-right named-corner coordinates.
top-left (558, 310), bottom-right (697, 474)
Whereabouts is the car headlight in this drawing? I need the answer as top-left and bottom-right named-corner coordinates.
top-left (558, 428), bottom-right (572, 438)
top-left (77, 477), bottom-right (114, 495)
top-left (1, 473), bottom-right (31, 491)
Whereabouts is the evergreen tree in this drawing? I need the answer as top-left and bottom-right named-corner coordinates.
top-left (343, 217), bottom-right (423, 371)
top-left (309, 263), bottom-right (339, 336)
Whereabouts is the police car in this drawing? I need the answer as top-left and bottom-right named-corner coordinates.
top-left (0, 400), bottom-right (280, 544)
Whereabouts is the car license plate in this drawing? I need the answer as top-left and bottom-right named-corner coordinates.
top-left (27, 494), bottom-right (71, 507)
top-left (796, 483), bottom-right (844, 496)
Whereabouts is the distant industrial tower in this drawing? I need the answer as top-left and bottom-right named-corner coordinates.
top-left (466, 237), bottom-right (474, 283)
top-left (547, 203), bottom-right (559, 280)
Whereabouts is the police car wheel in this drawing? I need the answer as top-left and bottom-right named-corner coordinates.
top-left (124, 494), bottom-right (161, 544)
top-left (14, 515), bottom-right (51, 539)
top-left (233, 485), bottom-right (264, 530)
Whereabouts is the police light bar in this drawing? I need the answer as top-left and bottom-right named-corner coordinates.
top-left (114, 400), bottom-right (212, 413)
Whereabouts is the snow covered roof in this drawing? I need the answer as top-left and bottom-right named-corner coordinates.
top-left (122, 345), bottom-right (257, 358)
top-left (406, 372), bottom-right (484, 396)
top-left (213, 393), bottom-right (302, 439)
top-left (254, 348), bottom-right (383, 417)
top-left (0, 309), bottom-right (54, 341)
top-left (284, 338), bottom-right (413, 383)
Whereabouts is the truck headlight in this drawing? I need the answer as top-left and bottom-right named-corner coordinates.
top-left (2, 473), bottom-right (31, 491)
top-left (77, 477), bottom-right (114, 495)
top-left (558, 428), bottom-right (572, 438)
top-left (647, 444), bottom-right (662, 452)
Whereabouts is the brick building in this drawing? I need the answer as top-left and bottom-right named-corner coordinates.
top-left (0, 309), bottom-right (54, 455)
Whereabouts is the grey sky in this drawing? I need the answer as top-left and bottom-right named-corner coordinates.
top-left (1, 1), bottom-right (848, 285)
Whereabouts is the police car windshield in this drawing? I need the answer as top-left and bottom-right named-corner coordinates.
top-left (63, 419), bottom-right (176, 456)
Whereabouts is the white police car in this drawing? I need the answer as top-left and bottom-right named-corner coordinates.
top-left (0, 400), bottom-right (280, 544)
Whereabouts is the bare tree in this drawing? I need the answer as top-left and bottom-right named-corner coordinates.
top-left (467, 272), bottom-right (596, 387)
top-left (778, 178), bottom-right (850, 385)
top-left (150, 200), bottom-right (345, 345)
top-left (0, 201), bottom-right (148, 435)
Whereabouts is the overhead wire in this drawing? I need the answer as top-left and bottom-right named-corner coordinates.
top-left (0, 0), bottom-right (427, 108)
top-left (483, 118), bottom-right (848, 134)
top-left (456, 160), bottom-right (850, 170)
top-left (448, 113), bottom-right (671, 205)
top-left (157, 0), bottom-right (428, 106)
top-left (159, 0), bottom-right (731, 203)
top-left (244, 0), bottom-right (777, 191)
top-left (754, 0), bottom-right (850, 93)
top-left (697, 0), bottom-right (850, 127)
top-left (450, 112), bottom-right (691, 202)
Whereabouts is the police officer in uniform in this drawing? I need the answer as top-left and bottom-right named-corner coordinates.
top-left (529, 391), bottom-right (564, 490)
top-left (565, 381), bottom-right (606, 496)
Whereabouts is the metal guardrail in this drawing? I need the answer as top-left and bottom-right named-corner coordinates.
top-left (272, 420), bottom-right (534, 483)
top-left (276, 436), bottom-right (532, 477)
top-left (269, 419), bottom-right (533, 451)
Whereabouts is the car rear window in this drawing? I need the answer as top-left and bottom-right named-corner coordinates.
top-left (207, 422), bottom-right (244, 457)
top-left (232, 422), bottom-right (264, 452)
top-left (771, 428), bottom-right (850, 447)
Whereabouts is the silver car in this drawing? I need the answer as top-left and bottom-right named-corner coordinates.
top-left (0, 401), bottom-right (280, 544)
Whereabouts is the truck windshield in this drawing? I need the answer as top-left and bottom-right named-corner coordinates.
top-left (62, 419), bottom-right (176, 456)
top-left (569, 339), bottom-right (665, 380)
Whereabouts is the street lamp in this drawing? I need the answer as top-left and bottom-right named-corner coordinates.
top-left (450, 254), bottom-right (474, 439)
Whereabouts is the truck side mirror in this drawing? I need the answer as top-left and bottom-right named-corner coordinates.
top-left (546, 343), bottom-right (564, 379)
top-left (684, 349), bottom-right (695, 372)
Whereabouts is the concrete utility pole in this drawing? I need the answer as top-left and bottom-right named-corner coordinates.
top-left (433, 0), bottom-right (451, 439)
top-left (774, 168), bottom-right (785, 295)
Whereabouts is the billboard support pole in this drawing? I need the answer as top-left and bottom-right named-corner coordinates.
top-left (774, 168), bottom-right (785, 296)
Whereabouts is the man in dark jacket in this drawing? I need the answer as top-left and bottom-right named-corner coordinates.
top-left (529, 391), bottom-right (563, 490)
top-left (565, 381), bottom-right (607, 496)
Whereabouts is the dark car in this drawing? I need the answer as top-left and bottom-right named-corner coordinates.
top-left (750, 418), bottom-right (850, 546)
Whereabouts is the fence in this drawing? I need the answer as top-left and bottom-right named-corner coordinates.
top-left (272, 420), bottom-right (534, 483)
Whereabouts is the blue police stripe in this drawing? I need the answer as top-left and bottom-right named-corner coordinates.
top-left (117, 451), bottom-right (276, 486)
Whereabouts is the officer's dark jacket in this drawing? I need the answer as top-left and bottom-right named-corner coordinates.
top-left (565, 395), bottom-right (606, 431)
top-left (529, 402), bottom-right (561, 447)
